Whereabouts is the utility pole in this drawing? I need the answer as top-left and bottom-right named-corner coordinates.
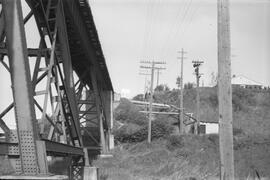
top-left (140, 61), bottom-right (166, 143)
top-left (177, 48), bottom-right (187, 134)
top-left (139, 71), bottom-right (151, 96)
top-left (139, 71), bottom-right (151, 123)
top-left (192, 60), bottom-right (203, 135)
top-left (218, 0), bottom-right (234, 179)
top-left (156, 67), bottom-right (164, 87)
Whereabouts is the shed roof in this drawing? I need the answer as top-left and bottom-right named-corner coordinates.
top-left (232, 75), bottom-right (263, 86)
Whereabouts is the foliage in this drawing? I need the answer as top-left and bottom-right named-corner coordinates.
top-left (154, 84), bottom-right (170, 92)
top-left (114, 98), bottom-right (147, 126)
top-left (114, 119), bottom-right (174, 143)
top-left (132, 94), bottom-right (144, 101)
top-left (184, 82), bottom-right (194, 89)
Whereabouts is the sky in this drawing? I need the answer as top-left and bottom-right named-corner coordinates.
top-left (0, 0), bottom-right (270, 129)
top-left (87, 0), bottom-right (270, 98)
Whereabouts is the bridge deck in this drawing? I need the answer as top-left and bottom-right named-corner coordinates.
top-left (63, 0), bottom-right (113, 91)
top-left (26, 0), bottom-right (113, 91)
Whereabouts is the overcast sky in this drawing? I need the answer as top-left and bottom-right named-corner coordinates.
top-left (88, 0), bottom-right (270, 97)
top-left (0, 0), bottom-right (270, 128)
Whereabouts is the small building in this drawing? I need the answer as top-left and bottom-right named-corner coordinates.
top-left (200, 122), bottom-right (219, 134)
top-left (232, 75), bottom-right (266, 90)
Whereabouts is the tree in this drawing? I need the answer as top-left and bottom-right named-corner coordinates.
top-left (132, 94), bottom-right (144, 101)
top-left (184, 82), bottom-right (194, 89)
top-left (154, 84), bottom-right (170, 92)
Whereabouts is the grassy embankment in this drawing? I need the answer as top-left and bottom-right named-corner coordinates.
top-left (94, 87), bottom-right (270, 180)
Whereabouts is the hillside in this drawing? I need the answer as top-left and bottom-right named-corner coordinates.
top-left (132, 86), bottom-right (270, 137)
top-left (94, 134), bottom-right (270, 180)
top-left (113, 86), bottom-right (270, 142)
top-left (93, 86), bottom-right (270, 179)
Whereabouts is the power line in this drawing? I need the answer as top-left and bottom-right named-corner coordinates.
top-left (141, 0), bottom-right (155, 59)
top-left (176, 4), bottom-right (199, 48)
top-left (161, 0), bottom-right (193, 60)
top-left (139, 70), bottom-right (151, 94)
top-left (177, 48), bottom-right (187, 134)
top-left (158, 0), bottom-right (189, 59)
top-left (140, 60), bottom-right (166, 143)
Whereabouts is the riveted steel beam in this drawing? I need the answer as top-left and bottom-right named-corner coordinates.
top-left (44, 139), bottom-right (84, 156)
top-left (2, 0), bottom-right (48, 174)
top-left (56, 0), bottom-right (82, 146)
top-left (0, 48), bottom-right (49, 57)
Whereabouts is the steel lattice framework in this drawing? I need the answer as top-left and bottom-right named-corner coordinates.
top-left (0, 0), bottom-right (114, 177)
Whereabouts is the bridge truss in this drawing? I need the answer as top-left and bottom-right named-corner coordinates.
top-left (0, 0), bottom-right (113, 177)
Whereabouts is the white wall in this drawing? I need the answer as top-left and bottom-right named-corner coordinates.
top-left (201, 122), bottom-right (219, 134)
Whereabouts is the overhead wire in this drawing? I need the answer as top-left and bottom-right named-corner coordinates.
top-left (141, 0), bottom-right (154, 60)
top-left (175, 2), bottom-right (199, 49)
top-left (154, 0), bottom-right (173, 60)
top-left (145, 0), bottom-right (163, 59)
top-left (148, 0), bottom-right (163, 59)
top-left (144, 0), bottom-right (155, 59)
top-left (160, 0), bottom-right (188, 62)
top-left (162, 0), bottom-right (194, 60)
top-left (157, 0), bottom-right (190, 61)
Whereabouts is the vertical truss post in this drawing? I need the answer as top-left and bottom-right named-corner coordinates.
top-left (101, 90), bottom-right (114, 150)
top-left (90, 67), bottom-right (107, 154)
top-left (56, 0), bottom-right (82, 146)
top-left (2, 0), bottom-right (48, 175)
top-left (0, 10), bottom-right (4, 40)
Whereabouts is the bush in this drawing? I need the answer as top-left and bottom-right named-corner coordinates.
top-left (155, 84), bottom-right (170, 92)
top-left (132, 94), bottom-right (144, 101)
top-left (114, 98), bottom-right (147, 126)
top-left (114, 120), bottom-right (174, 143)
top-left (184, 82), bottom-right (194, 89)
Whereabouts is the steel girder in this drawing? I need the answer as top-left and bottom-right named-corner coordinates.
top-left (0, 0), bottom-right (114, 177)
top-left (2, 0), bottom-right (47, 174)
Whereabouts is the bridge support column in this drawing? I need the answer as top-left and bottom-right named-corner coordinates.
top-left (83, 167), bottom-right (98, 180)
top-left (90, 67), bottom-right (107, 154)
top-left (2, 0), bottom-right (48, 175)
top-left (102, 91), bottom-right (114, 150)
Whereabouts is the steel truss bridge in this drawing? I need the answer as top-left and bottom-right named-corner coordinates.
top-left (0, 0), bottom-right (114, 178)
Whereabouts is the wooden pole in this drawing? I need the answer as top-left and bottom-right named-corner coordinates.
top-left (140, 61), bottom-right (165, 143)
top-left (178, 48), bottom-right (185, 134)
top-left (192, 60), bottom-right (203, 135)
top-left (148, 62), bottom-right (155, 143)
top-left (218, 0), bottom-right (234, 179)
top-left (196, 72), bottom-right (200, 134)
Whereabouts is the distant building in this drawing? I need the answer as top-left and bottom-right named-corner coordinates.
top-left (231, 75), bottom-right (267, 90)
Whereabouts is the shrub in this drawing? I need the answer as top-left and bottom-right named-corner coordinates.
top-left (184, 82), bottom-right (194, 89)
top-left (114, 98), bottom-right (147, 126)
top-left (114, 120), bottom-right (174, 143)
top-left (132, 94), bottom-right (144, 101)
top-left (154, 84), bottom-right (170, 92)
